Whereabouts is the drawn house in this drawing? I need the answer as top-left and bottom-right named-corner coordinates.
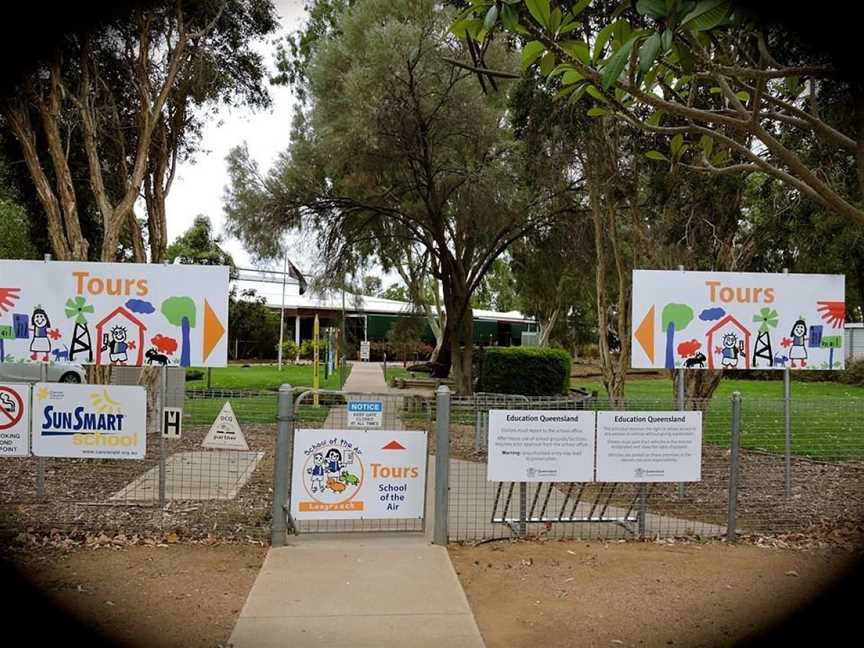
top-left (95, 306), bottom-right (146, 366)
top-left (706, 314), bottom-right (751, 370)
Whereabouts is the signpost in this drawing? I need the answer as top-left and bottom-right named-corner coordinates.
top-left (290, 429), bottom-right (427, 520)
top-left (30, 383), bottom-right (146, 459)
top-left (313, 314), bottom-right (320, 407)
top-left (360, 340), bottom-right (370, 361)
top-left (487, 410), bottom-right (595, 482)
top-left (0, 383), bottom-right (30, 456)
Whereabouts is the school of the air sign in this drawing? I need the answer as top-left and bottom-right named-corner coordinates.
top-left (631, 270), bottom-right (846, 371)
top-left (0, 260), bottom-right (228, 368)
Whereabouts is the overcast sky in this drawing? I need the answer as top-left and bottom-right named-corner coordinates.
top-left (165, 0), bottom-right (309, 275)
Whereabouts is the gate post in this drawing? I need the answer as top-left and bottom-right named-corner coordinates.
top-left (271, 384), bottom-right (294, 547)
top-left (433, 385), bottom-right (451, 545)
top-left (727, 391), bottom-right (742, 543)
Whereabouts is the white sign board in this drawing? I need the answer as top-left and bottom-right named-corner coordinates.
top-left (347, 400), bottom-right (383, 428)
top-left (360, 340), bottom-right (370, 361)
top-left (202, 401), bottom-right (248, 450)
top-left (31, 383), bottom-right (146, 459)
top-left (0, 383), bottom-right (30, 456)
top-left (596, 411), bottom-right (702, 482)
top-left (631, 270), bottom-right (845, 370)
top-left (487, 410), bottom-right (595, 482)
top-left (0, 260), bottom-right (228, 368)
top-left (290, 429), bottom-right (427, 520)
top-left (162, 407), bottom-right (183, 439)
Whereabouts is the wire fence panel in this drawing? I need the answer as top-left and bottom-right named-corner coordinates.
top-left (288, 390), bottom-right (431, 535)
top-left (0, 389), bottom-right (281, 540)
top-left (445, 395), bottom-right (864, 543)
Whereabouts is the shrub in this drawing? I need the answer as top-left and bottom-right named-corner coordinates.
top-left (840, 357), bottom-right (864, 385)
top-left (479, 347), bottom-right (571, 396)
top-left (279, 341), bottom-right (299, 360)
top-left (186, 369), bottom-right (204, 381)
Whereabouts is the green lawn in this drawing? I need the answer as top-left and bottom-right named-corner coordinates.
top-left (184, 394), bottom-right (333, 426)
top-left (384, 365), bottom-right (416, 385)
top-left (185, 363), bottom-right (350, 391)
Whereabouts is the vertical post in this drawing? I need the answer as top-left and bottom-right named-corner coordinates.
top-left (519, 482), bottom-right (527, 538)
top-left (727, 391), bottom-right (742, 543)
top-left (782, 267), bottom-right (791, 498)
top-left (341, 278), bottom-right (347, 388)
top-left (313, 314), bottom-right (320, 406)
top-left (206, 367), bottom-right (212, 390)
top-left (677, 264), bottom-right (686, 499)
top-left (36, 360), bottom-right (47, 498)
top-left (271, 384), bottom-right (294, 546)
top-left (294, 315), bottom-right (301, 363)
top-left (433, 385), bottom-right (451, 545)
top-left (278, 254), bottom-right (288, 371)
top-left (158, 364), bottom-right (167, 509)
top-left (638, 484), bottom-right (647, 538)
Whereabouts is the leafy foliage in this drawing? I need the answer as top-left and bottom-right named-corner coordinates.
top-left (479, 346), bottom-right (571, 396)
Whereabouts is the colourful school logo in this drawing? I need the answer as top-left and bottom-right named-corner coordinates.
top-left (299, 437), bottom-right (365, 512)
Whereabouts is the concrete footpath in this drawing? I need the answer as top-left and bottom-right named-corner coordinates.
top-left (341, 360), bottom-right (391, 392)
top-left (228, 533), bottom-right (485, 647)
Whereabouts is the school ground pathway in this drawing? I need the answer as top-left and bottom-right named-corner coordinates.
top-left (228, 533), bottom-right (485, 647)
top-left (341, 359), bottom-right (391, 392)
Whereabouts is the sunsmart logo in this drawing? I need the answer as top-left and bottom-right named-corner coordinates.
top-left (38, 387), bottom-right (137, 447)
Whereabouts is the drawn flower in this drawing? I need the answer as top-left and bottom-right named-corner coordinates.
top-left (780, 337), bottom-right (792, 348)
top-left (48, 328), bottom-right (62, 340)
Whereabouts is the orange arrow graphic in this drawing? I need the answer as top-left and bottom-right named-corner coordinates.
top-left (202, 299), bottom-right (225, 362)
top-left (634, 306), bottom-right (655, 364)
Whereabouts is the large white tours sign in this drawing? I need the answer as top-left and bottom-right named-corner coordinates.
top-left (631, 270), bottom-right (845, 371)
top-left (290, 429), bottom-right (427, 520)
top-left (0, 260), bottom-right (228, 367)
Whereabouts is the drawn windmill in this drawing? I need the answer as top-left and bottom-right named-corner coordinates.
top-left (65, 296), bottom-right (95, 362)
top-left (751, 307), bottom-right (779, 367)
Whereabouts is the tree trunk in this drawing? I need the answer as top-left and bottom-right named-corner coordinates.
top-left (431, 325), bottom-right (451, 378)
top-left (673, 369), bottom-right (724, 410)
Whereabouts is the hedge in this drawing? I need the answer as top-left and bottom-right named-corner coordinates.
top-left (479, 347), bottom-right (571, 396)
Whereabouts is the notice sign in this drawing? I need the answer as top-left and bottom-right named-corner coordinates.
top-left (487, 410), bottom-right (595, 482)
top-left (360, 340), bottom-right (370, 361)
top-left (596, 411), bottom-right (702, 482)
top-left (290, 429), bottom-right (427, 520)
top-left (0, 383), bottom-right (30, 456)
top-left (31, 383), bottom-right (146, 459)
top-left (347, 400), bottom-right (383, 428)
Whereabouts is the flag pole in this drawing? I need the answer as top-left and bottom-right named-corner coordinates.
top-left (277, 250), bottom-right (287, 371)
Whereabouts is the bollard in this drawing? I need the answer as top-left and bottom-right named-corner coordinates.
top-left (727, 392), bottom-right (742, 543)
top-left (271, 384), bottom-right (294, 546)
top-left (433, 385), bottom-right (451, 545)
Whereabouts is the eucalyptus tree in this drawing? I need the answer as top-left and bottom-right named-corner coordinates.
top-left (224, 0), bottom-right (581, 392)
top-left (1, 0), bottom-right (277, 262)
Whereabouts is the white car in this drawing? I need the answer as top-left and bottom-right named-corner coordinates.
top-left (0, 362), bottom-right (87, 384)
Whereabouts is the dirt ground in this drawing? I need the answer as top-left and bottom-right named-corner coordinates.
top-left (3, 542), bottom-right (267, 648)
top-left (450, 539), bottom-right (860, 648)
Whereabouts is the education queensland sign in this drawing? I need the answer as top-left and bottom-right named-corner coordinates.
top-left (0, 260), bottom-right (228, 367)
top-left (31, 383), bottom-right (146, 459)
top-left (595, 411), bottom-right (702, 483)
top-left (290, 429), bottom-right (427, 520)
top-left (487, 410), bottom-right (595, 482)
top-left (631, 270), bottom-right (845, 371)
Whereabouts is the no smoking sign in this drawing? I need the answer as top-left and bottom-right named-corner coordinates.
top-left (0, 384), bottom-right (30, 456)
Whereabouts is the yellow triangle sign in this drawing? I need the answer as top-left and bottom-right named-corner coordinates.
top-left (634, 306), bottom-right (655, 364)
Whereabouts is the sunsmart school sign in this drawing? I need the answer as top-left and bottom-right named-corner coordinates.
top-left (31, 383), bottom-right (146, 459)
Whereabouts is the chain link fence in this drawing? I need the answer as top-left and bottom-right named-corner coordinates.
top-left (1, 383), bottom-right (862, 546)
top-left (442, 393), bottom-right (864, 542)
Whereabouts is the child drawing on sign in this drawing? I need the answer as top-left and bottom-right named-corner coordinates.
top-left (29, 306), bottom-right (52, 361)
top-left (720, 333), bottom-right (743, 369)
top-left (308, 453), bottom-right (326, 493)
top-left (102, 326), bottom-right (130, 364)
top-left (325, 448), bottom-right (343, 477)
top-left (788, 319), bottom-right (808, 368)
